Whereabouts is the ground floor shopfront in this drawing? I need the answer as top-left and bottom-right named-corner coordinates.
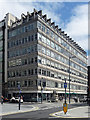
top-left (7, 89), bottom-right (87, 102)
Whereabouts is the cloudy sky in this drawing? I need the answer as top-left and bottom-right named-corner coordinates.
top-left (0, 0), bottom-right (88, 56)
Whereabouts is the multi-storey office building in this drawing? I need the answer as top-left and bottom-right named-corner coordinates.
top-left (0, 13), bottom-right (17, 97)
top-left (0, 20), bottom-right (5, 97)
top-left (7, 9), bottom-right (87, 100)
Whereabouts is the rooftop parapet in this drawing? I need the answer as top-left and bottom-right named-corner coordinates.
top-left (9, 9), bottom-right (86, 55)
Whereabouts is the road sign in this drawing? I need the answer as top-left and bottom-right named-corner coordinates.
top-left (63, 103), bottom-right (68, 114)
top-left (19, 90), bottom-right (21, 94)
top-left (64, 83), bottom-right (67, 88)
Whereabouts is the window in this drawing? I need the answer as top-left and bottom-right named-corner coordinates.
top-left (22, 38), bottom-right (24, 44)
top-left (46, 28), bottom-right (50, 35)
top-left (31, 58), bottom-right (34, 63)
top-left (37, 44), bottom-right (42, 52)
top-left (34, 45), bottom-right (37, 52)
top-left (51, 51), bottom-right (55, 58)
top-left (58, 46), bottom-right (61, 52)
top-left (42, 35), bottom-right (46, 43)
top-left (42, 70), bottom-right (46, 76)
top-left (24, 70), bottom-right (27, 76)
top-left (38, 33), bottom-right (42, 41)
top-left (25, 37), bottom-right (28, 43)
top-left (51, 31), bottom-right (54, 38)
top-left (47, 49), bottom-right (50, 56)
top-left (31, 69), bottom-right (34, 75)
top-left (61, 83), bottom-right (63, 88)
top-left (35, 69), bottom-right (37, 74)
top-left (35, 57), bottom-right (37, 63)
top-left (38, 56), bottom-right (42, 63)
top-left (43, 81), bottom-right (46, 87)
top-left (42, 58), bottom-right (46, 65)
top-left (42, 46), bottom-right (46, 54)
top-left (47, 39), bottom-right (50, 46)
top-left (37, 21), bottom-right (42, 30)
top-left (55, 82), bottom-right (58, 88)
top-left (51, 72), bottom-right (54, 77)
top-left (35, 34), bottom-right (37, 40)
top-left (54, 72), bottom-right (58, 78)
top-left (28, 81), bottom-right (31, 86)
top-left (58, 37), bottom-right (62, 44)
top-left (55, 44), bottom-right (58, 51)
top-left (22, 59), bottom-right (27, 65)
top-left (28, 36), bottom-right (31, 42)
top-left (24, 81), bottom-right (27, 87)
top-left (31, 46), bottom-right (34, 52)
top-left (31, 35), bottom-right (34, 41)
top-left (27, 47), bottom-right (31, 53)
top-left (31, 24), bottom-right (33, 30)
top-left (51, 41), bottom-right (54, 48)
top-left (46, 60), bottom-right (50, 66)
top-left (19, 39), bottom-right (21, 45)
top-left (0, 31), bottom-right (3, 40)
top-left (51, 62), bottom-right (54, 68)
top-left (42, 25), bottom-right (45, 32)
top-left (55, 63), bottom-right (58, 69)
top-left (16, 71), bottom-right (19, 76)
top-left (47, 71), bottom-right (50, 77)
top-left (28, 69), bottom-right (30, 75)
top-left (39, 69), bottom-right (41, 74)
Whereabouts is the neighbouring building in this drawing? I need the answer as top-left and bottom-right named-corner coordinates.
top-left (0, 13), bottom-right (17, 98)
top-left (88, 66), bottom-right (90, 98)
top-left (7, 9), bottom-right (87, 101)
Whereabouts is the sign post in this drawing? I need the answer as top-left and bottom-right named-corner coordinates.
top-left (64, 81), bottom-right (67, 104)
top-left (63, 79), bottom-right (68, 114)
top-left (63, 103), bottom-right (68, 114)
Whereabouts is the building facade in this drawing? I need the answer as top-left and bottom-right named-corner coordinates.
top-left (7, 9), bottom-right (87, 100)
top-left (0, 20), bottom-right (5, 97)
top-left (0, 13), bottom-right (17, 97)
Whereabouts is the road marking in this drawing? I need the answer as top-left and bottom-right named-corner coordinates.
top-left (0, 106), bottom-right (39, 116)
top-left (49, 106), bottom-right (90, 118)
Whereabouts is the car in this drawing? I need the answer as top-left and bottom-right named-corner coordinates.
top-left (79, 96), bottom-right (87, 103)
top-left (51, 97), bottom-right (58, 102)
top-left (10, 97), bottom-right (23, 103)
top-left (73, 97), bottom-right (78, 102)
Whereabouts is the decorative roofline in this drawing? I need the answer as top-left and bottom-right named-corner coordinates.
top-left (9, 8), bottom-right (86, 55)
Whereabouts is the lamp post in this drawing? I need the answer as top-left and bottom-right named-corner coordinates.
top-left (69, 55), bottom-right (76, 104)
top-left (41, 78), bottom-right (43, 104)
top-left (18, 82), bottom-right (21, 110)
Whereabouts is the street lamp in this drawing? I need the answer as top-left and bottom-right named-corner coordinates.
top-left (18, 82), bottom-right (21, 110)
top-left (41, 77), bottom-right (43, 103)
top-left (69, 55), bottom-right (76, 104)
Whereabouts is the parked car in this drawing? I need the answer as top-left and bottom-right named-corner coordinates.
top-left (59, 96), bottom-right (63, 101)
top-left (10, 97), bottom-right (23, 103)
top-left (79, 96), bottom-right (87, 103)
top-left (51, 97), bottom-right (58, 102)
top-left (73, 97), bottom-right (78, 102)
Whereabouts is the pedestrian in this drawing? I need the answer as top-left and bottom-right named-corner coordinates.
top-left (1, 96), bottom-right (4, 104)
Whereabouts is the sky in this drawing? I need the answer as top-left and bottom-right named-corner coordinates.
top-left (0, 0), bottom-right (89, 63)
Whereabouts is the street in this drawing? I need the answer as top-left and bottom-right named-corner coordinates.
top-left (1, 101), bottom-right (88, 120)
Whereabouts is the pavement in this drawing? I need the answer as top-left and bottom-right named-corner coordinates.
top-left (0, 103), bottom-right (39, 116)
top-left (0, 98), bottom-right (74, 117)
top-left (0, 99), bottom-right (89, 119)
top-left (50, 105), bottom-right (90, 118)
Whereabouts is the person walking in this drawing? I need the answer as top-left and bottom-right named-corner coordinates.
top-left (1, 96), bottom-right (4, 104)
